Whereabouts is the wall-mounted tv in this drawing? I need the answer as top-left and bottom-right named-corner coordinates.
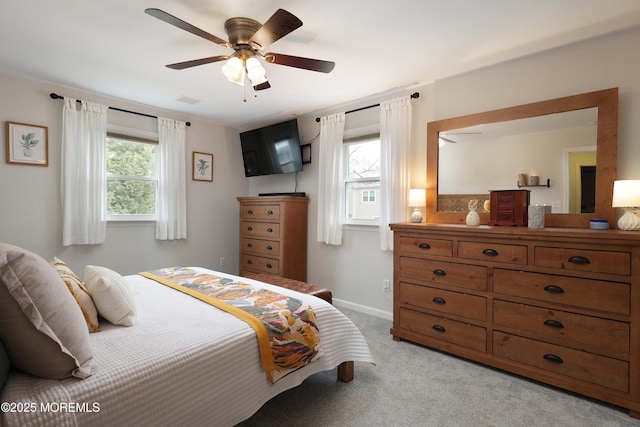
top-left (240, 118), bottom-right (303, 177)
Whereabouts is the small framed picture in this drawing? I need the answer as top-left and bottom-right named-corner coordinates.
top-left (6, 122), bottom-right (49, 166)
top-left (192, 151), bottom-right (213, 181)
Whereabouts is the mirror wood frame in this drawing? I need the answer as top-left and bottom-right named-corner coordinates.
top-left (426, 88), bottom-right (618, 228)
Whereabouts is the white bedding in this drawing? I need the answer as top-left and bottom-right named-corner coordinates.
top-left (0, 268), bottom-right (374, 427)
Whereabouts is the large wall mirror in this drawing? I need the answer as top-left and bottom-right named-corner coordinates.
top-left (426, 88), bottom-right (618, 228)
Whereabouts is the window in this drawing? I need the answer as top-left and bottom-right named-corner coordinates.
top-left (106, 134), bottom-right (158, 221)
top-left (344, 135), bottom-right (380, 225)
top-left (362, 190), bottom-right (376, 203)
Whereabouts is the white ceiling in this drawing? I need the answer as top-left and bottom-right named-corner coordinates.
top-left (2, 0), bottom-right (640, 128)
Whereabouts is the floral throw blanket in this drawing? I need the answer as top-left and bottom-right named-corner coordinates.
top-left (140, 267), bottom-right (322, 383)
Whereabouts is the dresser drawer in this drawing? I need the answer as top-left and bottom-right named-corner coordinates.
top-left (399, 308), bottom-right (486, 352)
top-left (240, 204), bottom-right (280, 220)
top-left (493, 269), bottom-right (630, 315)
top-left (493, 300), bottom-right (629, 359)
top-left (493, 331), bottom-right (629, 392)
top-left (534, 247), bottom-right (630, 276)
top-left (241, 254), bottom-right (280, 274)
top-left (241, 221), bottom-right (280, 238)
top-left (399, 282), bottom-right (486, 322)
top-left (458, 241), bottom-right (527, 265)
top-left (241, 237), bottom-right (280, 257)
top-left (399, 257), bottom-right (487, 291)
top-left (398, 237), bottom-right (453, 257)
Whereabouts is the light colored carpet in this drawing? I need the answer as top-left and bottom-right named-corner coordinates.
top-left (238, 307), bottom-right (640, 426)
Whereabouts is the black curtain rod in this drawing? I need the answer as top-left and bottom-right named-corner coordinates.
top-left (49, 93), bottom-right (191, 126)
top-left (315, 92), bottom-right (420, 123)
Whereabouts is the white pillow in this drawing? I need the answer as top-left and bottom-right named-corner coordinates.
top-left (84, 265), bottom-right (136, 326)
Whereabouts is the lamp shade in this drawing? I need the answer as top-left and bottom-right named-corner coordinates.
top-left (612, 180), bottom-right (640, 207)
top-left (408, 189), bottom-right (426, 207)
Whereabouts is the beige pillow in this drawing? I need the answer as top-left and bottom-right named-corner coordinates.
top-left (52, 257), bottom-right (100, 333)
top-left (0, 243), bottom-right (96, 380)
top-left (85, 265), bottom-right (136, 326)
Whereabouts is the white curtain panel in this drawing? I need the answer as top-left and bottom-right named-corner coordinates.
top-left (61, 98), bottom-right (108, 246)
top-left (156, 117), bottom-right (187, 240)
top-left (379, 96), bottom-right (412, 251)
top-left (317, 113), bottom-right (346, 245)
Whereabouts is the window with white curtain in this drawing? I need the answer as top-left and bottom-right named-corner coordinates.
top-left (344, 134), bottom-right (380, 225)
top-left (106, 133), bottom-right (158, 221)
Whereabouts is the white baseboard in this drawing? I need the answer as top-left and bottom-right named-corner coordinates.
top-left (332, 298), bottom-right (393, 321)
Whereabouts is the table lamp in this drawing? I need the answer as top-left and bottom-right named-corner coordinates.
top-left (612, 180), bottom-right (640, 230)
top-left (409, 189), bottom-right (426, 223)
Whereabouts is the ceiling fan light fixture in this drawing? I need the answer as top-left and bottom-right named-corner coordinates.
top-left (222, 56), bottom-right (244, 85)
top-left (246, 57), bottom-right (267, 86)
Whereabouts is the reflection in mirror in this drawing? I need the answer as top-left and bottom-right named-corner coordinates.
top-left (438, 108), bottom-right (597, 214)
top-left (426, 88), bottom-right (618, 228)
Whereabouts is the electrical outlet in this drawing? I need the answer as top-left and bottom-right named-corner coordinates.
top-left (219, 257), bottom-right (226, 267)
top-left (383, 279), bottom-right (391, 292)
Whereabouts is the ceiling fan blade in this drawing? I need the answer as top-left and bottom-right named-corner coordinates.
top-left (249, 9), bottom-right (302, 50)
top-left (145, 8), bottom-right (229, 47)
top-left (166, 55), bottom-right (229, 70)
top-left (264, 53), bottom-right (335, 73)
top-left (253, 81), bottom-right (271, 91)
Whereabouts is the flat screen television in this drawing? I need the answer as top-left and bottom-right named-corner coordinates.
top-left (240, 118), bottom-right (303, 177)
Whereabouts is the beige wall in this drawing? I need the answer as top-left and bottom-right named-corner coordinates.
top-left (249, 25), bottom-right (640, 319)
top-left (0, 74), bottom-right (248, 276)
top-left (2, 25), bottom-right (639, 320)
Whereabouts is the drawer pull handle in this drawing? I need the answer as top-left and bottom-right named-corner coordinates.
top-left (266, 245), bottom-right (273, 251)
top-left (267, 210), bottom-right (274, 215)
top-left (267, 228), bottom-right (273, 233)
top-left (247, 260), bottom-right (253, 265)
top-left (432, 325), bottom-right (446, 333)
top-left (543, 285), bottom-right (565, 294)
top-left (482, 248), bottom-right (499, 257)
top-left (247, 209), bottom-right (254, 215)
top-left (247, 243), bottom-right (253, 248)
top-left (418, 243), bottom-right (431, 250)
top-left (433, 269), bottom-right (447, 276)
top-left (432, 297), bottom-right (446, 305)
top-left (543, 319), bottom-right (564, 329)
top-left (266, 263), bottom-right (273, 269)
top-left (543, 354), bottom-right (564, 364)
top-left (568, 255), bottom-right (590, 265)
top-left (247, 226), bottom-right (253, 231)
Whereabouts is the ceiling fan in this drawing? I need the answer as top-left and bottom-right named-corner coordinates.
top-left (145, 8), bottom-right (335, 94)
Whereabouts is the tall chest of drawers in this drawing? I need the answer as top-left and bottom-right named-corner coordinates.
top-left (390, 222), bottom-right (640, 418)
top-left (238, 196), bottom-right (308, 281)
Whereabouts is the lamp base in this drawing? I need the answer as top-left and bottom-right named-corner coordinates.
top-left (410, 208), bottom-right (423, 223)
top-left (618, 208), bottom-right (640, 230)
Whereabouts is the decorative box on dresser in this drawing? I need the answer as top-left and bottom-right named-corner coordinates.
top-left (238, 196), bottom-right (308, 282)
top-left (390, 222), bottom-right (640, 418)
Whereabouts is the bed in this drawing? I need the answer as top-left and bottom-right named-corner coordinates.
top-left (0, 245), bottom-right (374, 427)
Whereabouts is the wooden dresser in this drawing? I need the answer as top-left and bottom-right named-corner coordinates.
top-left (390, 222), bottom-right (640, 418)
top-left (237, 196), bottom-right (308, 281)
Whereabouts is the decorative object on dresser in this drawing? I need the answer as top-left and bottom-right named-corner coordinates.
top-left (612, 180), bottom-right (640, 230)
top-left (465, 199), bottom-right (480, 226)
top-left (527, 205), bottom-right (545, 228)
top-left (488, 189), bottom-right (530, 226)
top-left (390, 223), bottom-right (640, 419)
top-left (409, 189), bottom-right (426, 223)
top-left (238, 196), bottom-right (309, 281)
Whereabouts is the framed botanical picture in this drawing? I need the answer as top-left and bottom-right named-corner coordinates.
top-left (6, 121), bottom-right (49, 166)
top-left (192, 151), bottom-right (213, 181)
